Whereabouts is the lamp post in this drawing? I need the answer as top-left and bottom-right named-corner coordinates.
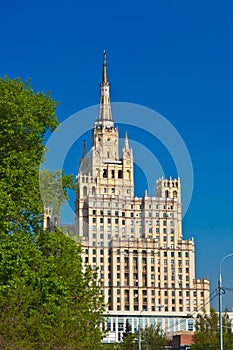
top-left (138, 304), bottom-right (164, 350)
top-left (219, 253), bottom-right (233, 350)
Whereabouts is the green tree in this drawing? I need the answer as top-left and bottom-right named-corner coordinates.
top-left (39, 169), bottom-right (75, 217)
top-left (191, 307), bottom-right (233, 350)
top-left (121, 332), bottom-right (138, 350)
top-left (0, 76), bottom-right (58, 235)
top-left (122, 319), bottom-right (132, 340)
top-left (0, 76), bottom-right (106, 349)
top-left (141, 325), bottom-right (167, 350)
top-left (0, 230), bottom-right (105, 349)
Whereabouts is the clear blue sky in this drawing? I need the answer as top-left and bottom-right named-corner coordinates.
top-left (1, 0), bottom-right (233, 310)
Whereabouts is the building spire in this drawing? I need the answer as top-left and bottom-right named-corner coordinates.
top-left (95, 51), bottom-right (113, 126)
top-left (82, 140), bottom-right (87, 157)
top-left (102, 50), bottom-right (108, 84)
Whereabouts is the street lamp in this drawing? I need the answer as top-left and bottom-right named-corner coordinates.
top-left (138, 304), bottom-right (164, 350)
top-left (219, 252), bottom-right (233, 350)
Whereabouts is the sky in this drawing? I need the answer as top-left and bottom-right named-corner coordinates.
top-left (1, 0), bottom-right (233, 310)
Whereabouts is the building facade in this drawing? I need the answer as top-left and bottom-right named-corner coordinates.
top-left (75, 52), bottom-right (210, 342)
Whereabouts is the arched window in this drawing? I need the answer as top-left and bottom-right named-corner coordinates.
top-left (92, 186), bottom-right (96, 195)
top-left (54, 216), bottom-right (58, 227)
top-left (103, 169), bottom-right (107, 178)
top-left (83, 186), bottom-right (87, 196)
top-left (46, 216), bottom-right (51, 229)
top-left (126, 170), bottom-right (130, 180)
top-left (173, 190), bottom-right (177, 199)
top-left (165, 190), bottom-right (169, 198)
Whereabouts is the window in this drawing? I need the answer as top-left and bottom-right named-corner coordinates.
top-left (118, 170), bottom-right (123, 178)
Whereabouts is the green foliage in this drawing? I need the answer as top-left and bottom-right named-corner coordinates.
top-left (118, 324), bottom-right (167, 350)
top-left (0, 230), bottom-right (105, 349)
top-left (141, 325), bottom-right (167, 350)
top-left (122, 319), bottom-right (132, 339)
top-left (120, 332), bottom-right (138, 349)
top-left (39, 169), bottom-right (75, 215)
top-left (191, 307), bottom-right (233, 350)
top-left (0, 76), bottom-right (105, 348)
top-left (0, 76), bottom-right (59, 234)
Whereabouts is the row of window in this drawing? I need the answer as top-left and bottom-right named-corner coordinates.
top-left (89, 201), bottom-right (176, 211)
top-left (86, 248), bottom-right (190, 257)
top-left (102, 187), bottom-right (131, 194)
top-left (91, 209), bottom-right (175, 219)
top-left (114, 297), bottom-right (200, 306)
top-left (111, 305), bottom-right (200, 312)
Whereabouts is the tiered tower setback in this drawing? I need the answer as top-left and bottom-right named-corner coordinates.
top-left (75, 52), bottom-right (210, 343)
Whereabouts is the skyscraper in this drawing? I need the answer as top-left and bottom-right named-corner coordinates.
top-left (75, 52), bottom-right (210, 343)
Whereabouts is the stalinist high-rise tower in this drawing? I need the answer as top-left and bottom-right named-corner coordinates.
top-left (75, 52), bottom-right (210, 343)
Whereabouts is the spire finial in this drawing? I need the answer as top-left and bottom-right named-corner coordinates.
top-left (124, 130), bottom-right (129, 149)
top-left (102, 50), bottom-right (108, 84)
top-left (82, 140), bottom-right (87, 157)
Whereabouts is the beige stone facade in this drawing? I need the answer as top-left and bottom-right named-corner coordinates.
top-left (75, 52), bottom-right (210, 342)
